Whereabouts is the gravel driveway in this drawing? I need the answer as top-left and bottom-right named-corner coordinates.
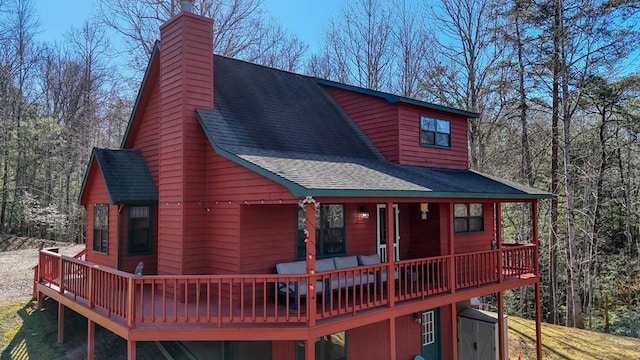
top-left (0, 244), bottom-right (85, 306)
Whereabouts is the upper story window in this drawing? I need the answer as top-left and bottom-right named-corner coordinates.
top-left (128, 206), bottom-right (152, 255)
top-left (297, 204), bottom-right (345, 259)
top-left (420, 115), bottom-right (451, 148)
top-left (93, 205), bottom-right (108, 253)
top-left (454, 203), bottom-right (484, 233)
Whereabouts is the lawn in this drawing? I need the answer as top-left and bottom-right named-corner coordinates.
top-left (509, 316), bottom-right (640, 359)
top-left (0, 297), bottom-right (163, 360)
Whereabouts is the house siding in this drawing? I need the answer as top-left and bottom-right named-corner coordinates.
top-left (118, 205), bottom-right (159, 275)
top-left (206, 144), bottom-right (295, 275)
top-left (157, 12), bottom-right (213, 275)
top-left (324, 87), bottom-right (399, 162)
top-left (240, 204), bottom-right (295, 274)
top-left (83, 161), bottom-right (118, 268)
top-left (130, 76), bottom-right (160, 184)
top-left (396, 314), bottom-right (422, 360)
top-left (398, 104), bottom-right (469, 169)
top-left (454, 202), bottom-right (495, 254)
top-left (348, 320), bottom-right (391, 359)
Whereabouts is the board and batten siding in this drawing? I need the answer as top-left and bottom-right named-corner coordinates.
top-left (398, 104), bottom-right (469, 169)
top-left (323, 87), bottom-right (399, 162)
top-left (83, 161), bottom-right (118, 268)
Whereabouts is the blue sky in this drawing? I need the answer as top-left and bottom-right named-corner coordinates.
top-left (34, 0), bottom-right (342, 53)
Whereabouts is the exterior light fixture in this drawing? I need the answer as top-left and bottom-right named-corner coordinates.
top-left (358, 206), bottom-right (370, 220)
top-left (420, 203), bottom-right (429, 220)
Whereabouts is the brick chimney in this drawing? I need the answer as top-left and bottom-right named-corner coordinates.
top-left (158, 3), bottom-right (213, 275)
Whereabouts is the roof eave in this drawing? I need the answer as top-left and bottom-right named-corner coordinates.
top-left (301, 188), bottom-right (550, 200)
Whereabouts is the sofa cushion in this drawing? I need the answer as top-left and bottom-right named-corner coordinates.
top-left (316, 258), bottom-right (336, 272)
top-left (358, 254), bottom-right (381, 266)
top-left (333, 256), bottom-right (358, 269)
top-left (276, 260), bottom-right (306, 275)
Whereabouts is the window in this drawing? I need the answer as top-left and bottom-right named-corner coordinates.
top-left (92, 205), bottom-right (108, 253)
top-left (454, 203), bottom-right (484, 233)
top-left (297, 204), bottom-right (345, 259)
top-left (422, 310), bottom-right (435, 346)
top-left (420, 116), bottom-right (451, 147)
top-left (296, 331), bottom-right (346, 360)
top-left (128, 206), bottom-right (152, 255)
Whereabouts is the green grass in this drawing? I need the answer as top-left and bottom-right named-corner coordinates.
top-left (0, 298), bottom-right (163, 360)
top-left (509, 316), bottom-right (640, 359)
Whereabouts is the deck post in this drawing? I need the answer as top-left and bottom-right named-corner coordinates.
top-left (87, 320), bottom-right (95, 360)
top-left (386, 201), bottom-right (395, 308)
top-left (497, 291), bottom-right (505, 360)
top-left (451, 302), bottom-right (458, 360)
top-left (127, 340), bottom-right (137, 360)
top-left (127, 277), bottom-right (135, 327)
top-left (389, 318), bottom-right (397, 360)
top-left (496, 202), bottom-right (503, 283)
top-left (58, 256), bottom-right (64, 294)
top-left (304, 199), bottom-right (317, 326)
top-left (57, 302), bottom-right (65, 344)
top-left (448, 202), bottom-right (456, 293)
top-left (305, 338), bottom-right (315, 360)
top-left (535, 281), bottom-right (543, 360)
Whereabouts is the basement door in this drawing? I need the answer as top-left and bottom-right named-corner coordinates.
top-left (376, 204), bottom-right (399, 262)
top-left (421, 308), bottom-right (441, 359)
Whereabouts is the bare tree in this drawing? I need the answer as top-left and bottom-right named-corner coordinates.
top-left (313, 0), bottom-right (393, 91)
top-left (96, 0), bottom-right (307, 72)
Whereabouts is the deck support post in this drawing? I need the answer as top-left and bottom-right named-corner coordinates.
top-left (532, 201), bottom-right (542, 360)
top-left (448, 202), bottom-right (456, 293)
top-left (305, 338), bottom-right (315, 360)
top-left (57, 302), bottom-right (64, 343)
top-left (535, 282), bottom-right (542, 360)
top-left (497, 291), bottom-right (505, 360)
top-left (386, 201), bottom-right (395, 307)
top-left (450, 302), bottom-right (458, 360)
top-left (127, 340), bottom-right (137, 360)
top-left (87, 320), bottom-right (95, 360)
top-left (389, 318), bottom-right (397, 360)
top-left (304, 199), bottom-right (317, 326)
top-left (36, 290), bottom-right (43, 310)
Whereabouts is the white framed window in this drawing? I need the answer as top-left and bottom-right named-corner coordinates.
top-left (422, 310), bottom-right (435, 346)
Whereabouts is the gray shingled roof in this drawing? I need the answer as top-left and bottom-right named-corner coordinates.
top-left (197, 56), bottom-right (549, 199)
top-left (92, 148), bottom-right (158, 203)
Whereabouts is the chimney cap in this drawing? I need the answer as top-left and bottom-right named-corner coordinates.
top-left (181, 0), bottom-right (194, 13)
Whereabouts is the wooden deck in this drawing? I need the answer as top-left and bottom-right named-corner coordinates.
top-left (35, 244), bottom-right (537, 341)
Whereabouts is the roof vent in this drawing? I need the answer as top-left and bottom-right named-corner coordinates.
top-left (181, 0), bottom-right (194, 13)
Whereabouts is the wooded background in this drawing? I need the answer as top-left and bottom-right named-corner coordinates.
top-left (1, 0), bottom-right (638, 338)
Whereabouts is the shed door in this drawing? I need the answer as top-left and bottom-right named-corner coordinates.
top-left (421, 308), bottom-right (441, 359)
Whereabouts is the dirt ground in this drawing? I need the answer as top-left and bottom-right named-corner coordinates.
top-left (0, 235), bottom-right (84, 306)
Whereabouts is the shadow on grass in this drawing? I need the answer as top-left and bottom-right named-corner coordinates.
top-left (1, 298), bottom-right (162, 360)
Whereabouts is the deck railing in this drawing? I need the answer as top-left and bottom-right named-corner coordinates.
top-left (36, 244), bottom-right (537, 328)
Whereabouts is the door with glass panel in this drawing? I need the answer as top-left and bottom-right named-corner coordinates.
top-left (421, 308), bottom-right (441, 359)
top-left (376, 204), bottom-right (399, 262)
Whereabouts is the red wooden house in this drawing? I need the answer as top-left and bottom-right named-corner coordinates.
top-left (34, 6), bottom-right (548, 360)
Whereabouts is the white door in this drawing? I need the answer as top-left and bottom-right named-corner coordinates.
top-left (376, 204), bottom-right (399, 262)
